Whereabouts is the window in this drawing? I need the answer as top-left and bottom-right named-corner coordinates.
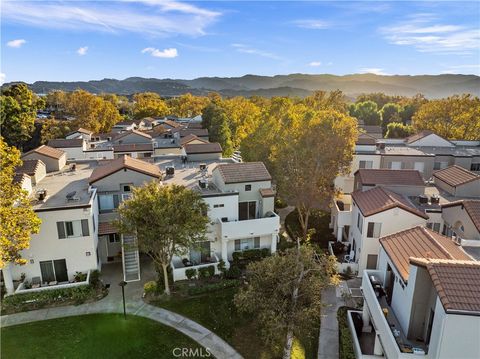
top-left (471, 163), bottom-right (480, 171)
top-left (367, 222), bottom-right (382, 238)
top-left (213, 204), bottom-right (224, 208)
top-left (99, 194), bottom-right (120, 213)
top-left (434, 161), bottom-right (448, 170)
top-left (427, 222), bottom-right (441, 233)
top-left (123, 185), bottom-right (131, 192)
top-left (234, 237), bottom-right (260, 251)
top-left (108, 233), bottom-right (120, 243)
top-left (245, 184), bottom-right (252, 191)
top-left (414, 162), bottom-right (425, 173)
top-left (359, 160), bottom-right (373, 169)
top-left (57, 220), bottom-right (89, 239)
top-left (389, 161), bottom-right (402, 170)
top-left (366, 254), bottom-right (378, 270)
top-left (40, 259), bottom-right (68, 283)
top-left (239, 201), bottom-right (256, 220)
top-left (357, 213), bottom-right (363, 234)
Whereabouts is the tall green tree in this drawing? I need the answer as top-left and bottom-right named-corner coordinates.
top-left (380, 103), bottom-right (402, 133)
top-left (350, 100), bottom-right (381, 125)
top-left (116, 183), bottom-right (209, 295)
top-left (385, 122), bottom-right (415, 138)
top-left (202, 103), bottom-right (234, 156)
top-left (303, 90), bottom-right (349, 114)
top-left (235, 245), bottom-right (339, 358)
top-left (0, 84), bottom-right (44, 148)
top-left (0, 137), bottom-right (41, 268)
top-left (40, 119), bottom-right (73, 144)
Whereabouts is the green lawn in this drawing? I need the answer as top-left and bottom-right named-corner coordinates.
top-left (155, 287), bottom-right (319, 359)
top-left (1, 314), bottom-right (204, 359)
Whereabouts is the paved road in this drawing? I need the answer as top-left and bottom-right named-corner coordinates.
top-left (1, 261), bottom-right (243, 359)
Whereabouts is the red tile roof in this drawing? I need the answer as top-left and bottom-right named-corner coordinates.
top-left (380, 226), bottom-right (472, 282)
top-left (16, 159), bottom-right (44, 176)
top-left (409, 258), bottom-right (480, 314)
top-left (48, 138), bottom-right (84, 148)
top-left (113, 143), bottom-right (154, 152)
top-left (405, 130), bottom-right (434, 144)
top-left (215, 162), bottom-right (272, 184)
top-left (356, 133), bottom-right (377, 145)
top-left (180, 134), bottom-right (208, 146)
top-left (114, 129), bottom-right (152, 141)
top-left (352, 187), bottom-right (428, 219)
top-left (259, 188), bottom-right (275, 197)
top-left (98, 222), bottom-right (118, 235)
top-left (89, 155), bottom-right (161, 184)
top-left (22, 145), bottom-right (66, 160)
top-left (442, 200), bottom-right (480, 232)
top-left (433, 165), bottom-right (480, 187)
top-left (184, 143), bottom-right (222, 154)
top-left (355, 169), bottom-right (425, 187)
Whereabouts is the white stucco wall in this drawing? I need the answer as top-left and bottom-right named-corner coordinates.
top-left (408, 134), bottom-right (454, 148)
top-left (91, 169), bottom-right (160, 192)
top-left (22, 153), bottom-right (66, 173)
top-left (442, 205), bottom-right (480, 240)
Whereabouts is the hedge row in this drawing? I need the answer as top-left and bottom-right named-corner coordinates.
top-left (232, 248), bottom-right (270, 262)
top-left (187, 279), bottom-right (240, 296)
top-left (337, 306), bottom-right (356, 359)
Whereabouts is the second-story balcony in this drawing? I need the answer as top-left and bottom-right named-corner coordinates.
top-left (217, 212), bottom-right (280, 240)
top-left (333, 194), bottom-right (353, 227)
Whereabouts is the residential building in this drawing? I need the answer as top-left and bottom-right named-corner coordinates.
top-left (65, 127), bottom-right (93, 141)
top-left (433, 165), bottom-right (480, 197)
top-left (22, 145), bottom-right (66, 172)
top-left (16, 159), bottom-right (46, 185)
top-left (48, 138), bottom-right (87, 160)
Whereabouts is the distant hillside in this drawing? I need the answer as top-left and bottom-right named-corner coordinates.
top-left (4, 73), bottom-right (479, 98)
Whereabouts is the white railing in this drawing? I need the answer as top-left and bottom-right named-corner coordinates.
top-left (218, 213), bottom-right (280, 240)
top-left (328, 241), bottom-right (359, 275)
top-left (171, 253), bottom-right (221, 282)
top-left (14, 270), bottom-right (91, 294)
top-left (347, 310), bottom-right (380, 359)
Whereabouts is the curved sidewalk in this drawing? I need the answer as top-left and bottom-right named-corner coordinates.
top-left (1, 299), bottom-right (242, 359)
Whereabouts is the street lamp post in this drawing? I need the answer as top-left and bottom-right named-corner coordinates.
top-left (119, 280), bottom-right (127, 320)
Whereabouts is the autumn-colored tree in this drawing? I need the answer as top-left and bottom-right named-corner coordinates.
top-left (413, 94), bottom-right (480, 140)
top-left (0, 137), bottom-right (41, 268)
top-left (0, 84), bottom-right (45, 148)
top-left (40, 119), bottom-right (73, 144)
top-left (385, 122), bottom-right (415, 139)
top-left (222, 97), bottom-right (261, 148)
top-left (116, 183), bottom-right (209, 295)
top-left (202, 102), bottom-right (234, 156)
top-left (45, 90), bottom-right (68, 117)
top-left (235, 245), bottom-right (339, 358)
top-left (132, 92), bottom-right (169, 119)
top-left (303, 90), bottom-right (349, 114)
top-left (167, 93), bottom-right (210, 118)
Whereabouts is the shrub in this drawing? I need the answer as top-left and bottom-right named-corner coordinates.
top-left (274, 197), bottom-right (288, 209)
top-left (187, 279), bottom-right (239, 296)
top-left (232, 251), bottom-right (242, 262)
top-left (243, 249), bottom-right (263, 261)
top-left (217, 260), bottom-right (227, 276)
top-left (198, 265), bottom-right (215, 279)
top-left (74, 271), bottom-right (87, 282)
top-left (225, 265), bottom-right (241, 279)
top-left (144, 281), bottom-right (158, 296)
top-left (207, 265), bottom-right (215, 277)
top-left (261, 248), bottom-right (270, 258)
top-left (337, 307), bottom-right (356, 359)
top-left (185, 268), bottom-right (197, 280)
top-left (89, 270), bottom-right (101, 287)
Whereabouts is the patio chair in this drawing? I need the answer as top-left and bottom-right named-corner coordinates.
top-left (31, 276), bottom-right (41, 288)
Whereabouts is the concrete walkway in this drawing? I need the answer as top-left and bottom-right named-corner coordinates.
top-left (317, 284), bottom-right (344, 359)
top-left (1, 261), bottom-right (243, 359)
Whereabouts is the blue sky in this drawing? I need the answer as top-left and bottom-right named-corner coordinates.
top-left (1, 1), bottom-right (479, 83)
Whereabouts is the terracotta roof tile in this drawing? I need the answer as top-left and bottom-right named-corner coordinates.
top-left (16, 159), bottom-right (44, 176)
top-left (164, 119), bottom-right (183, 128)
top-left (67, 127), bottom-right (93, 136)
top-left (356, 169), bottom-right (425, 187)
top-left (98, 222), bottom-right (118, 235)
top-left (114, 129), bottom-right (152, 141)
top-left (178, 128), bottom-right (209, 137)
top-left (356, 133), bottom-right (377, 145)
top-left (184, 143), bottom-right (222, 154)
top-left (13, 173), bottom-right (30, 185)
top-left (409, 258), bottom-right (480, 314)
top-left (48, 138), bottom-right (84, 148)
top-left (380, 226), bottom-right (472, 282)
top-left (89, 155), bottom-right (161, 184)
top-left (259, 188), bottom-right (275, 197)
top-left (442, 200), bottom-right (480, 232)
top-left (215, 162), bottom-right (272, 184)
top-left (180, 134), bottom-right (208, 146)
top-left (405, 130), bottom-right (434, 144)
top-left (113, 143), bottom-right (154, 152)
top-left (352, 187), bottom-right (428, 219)
top-left (433, 165), bottom-right (480, 187)
top-left (22, 145), bottom-right (65, 160)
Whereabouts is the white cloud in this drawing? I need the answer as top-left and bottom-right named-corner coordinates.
top-left (381, 15), bottom-right (480, 54)
top-left (231, 43), bottom-right (281, 60)
top-left (309, 61), bottom-right (322, 67)
top-left (293, 19), bottom-right (330, 29)
top-left (77, 46), bottom-right (88, 56)
top-left (359, 68), bottom-right (389, 76)
top-left (2, 1), bottom-right (221, 37)
top-left (7, 39), bottom-right (26, 48)
top-left (142, 47), bottom-right (178, 58)
top-left (0, 73), bottom-right (6, 85)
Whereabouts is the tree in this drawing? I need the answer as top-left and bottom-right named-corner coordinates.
top-left (303, 90), bottom-right (349, 114)
top-left (274, 109), bottom-right (357, 238)
top-left (40, 119), bottom-right (73, 144)
top-left (116, 182), bottom-right (209, 295)
top-left (356, 92), bottom-right (403, 109)
top-left (385, 122), bottom-right (415, 138)
top-left (350, 100), bottom-right (381, 125)
top-left (380, 103), bottom-right (402, 133)
top-left (167, 93), bottom-right (210, 118)
top-left (412, 94), bottom-right (480, 140)
top-left (202, 103), bottom-right (234, 156)
top-left (132, 92), bottom-right (169, 119)
top-left (0, 137), bottom-right (42, 268)
top-left (235, 245), bottom-right (339, 358)
top-left (0, 84), bottom-right (44, 148)
top-left (221, 97), bottom-right (261, 149)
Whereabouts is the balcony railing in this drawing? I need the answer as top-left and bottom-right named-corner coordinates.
top-left (14, 270), bottom-right (91, 294)
top-left (171, 254), bottom-right (220, 281)
top-left (218, 213), bottom-right (280, 240)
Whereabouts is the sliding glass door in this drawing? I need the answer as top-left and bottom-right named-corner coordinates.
top-left (40, 259), bottom-right (68, 283)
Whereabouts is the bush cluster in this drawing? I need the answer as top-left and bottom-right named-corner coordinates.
top-left (198, 265), bottom-right (215, 279)
top-left (232, 248), bottom-right (270, 262)
top-left (2, 285), bottom-right (95, 313)
top-left (185, 268), bottom-right (197, 280)
top-left (143, 281), bottom-right (158, 296)
top-left (225, 265), bottom-right (241, 279)
top-left (337, 307), bottom-right (356, 359)
top-left (187, 279), bottom-right (239, 296)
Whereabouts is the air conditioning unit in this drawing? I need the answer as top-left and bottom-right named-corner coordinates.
top-left (166, 166), bottom-right (175, 176)
top-left (199, 163), bottom-right (207, 171)
top-left (430, 195), bottom-right (440, 204)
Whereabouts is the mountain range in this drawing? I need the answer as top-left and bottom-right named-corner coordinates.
top-left (5, 74), bottom-right (480, 98)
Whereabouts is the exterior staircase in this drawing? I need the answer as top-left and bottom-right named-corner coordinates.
top-left (122, 235), bottom-right (140, 282)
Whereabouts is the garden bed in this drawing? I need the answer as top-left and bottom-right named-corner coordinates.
top-left (337, 306), bottom-right (357, 359)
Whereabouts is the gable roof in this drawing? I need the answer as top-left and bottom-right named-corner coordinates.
top-left (48, 138), bottom-right (84, 148)
top-left (433, 165), bottom-right (480, 187)
top-left (184, 143), bottom-right (222, 154)
top-left (89, 155), bottom-right (161, 184)
top-left (215, 162), bottom-right (272, 184)
top-left (405, 130), bottom-right (434, 144)
top-left (22, 145), bottom-right (65, 160)
top-left (67, 127), bottom-right (93, 136)
top-left (409, 258), bottom-right (480, 314)
top-left (113, 143), bottom-right (154, 152)
top-left (178, 128), bottom-right (209, 137)
top-left (442, 200), bottom-right (480, 232)
top-left (352, 186), bottom-right (429, 219)
top-left (180, 134), bottom-right (208, 146)
top-left (16, 159), bottom-right (44, 176)
top-left (164, 119), bottom-right (183, 128)
top-left (380, 226), bottom-right (471, 282)
top-left (356, 133), bottom-right (377, 145)
top-left (114, 129), bottom-right (152, 141)
top-left (355, 169), bottom-right (425, 187)
top-left (13, 173), bottom-right (30, 185)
